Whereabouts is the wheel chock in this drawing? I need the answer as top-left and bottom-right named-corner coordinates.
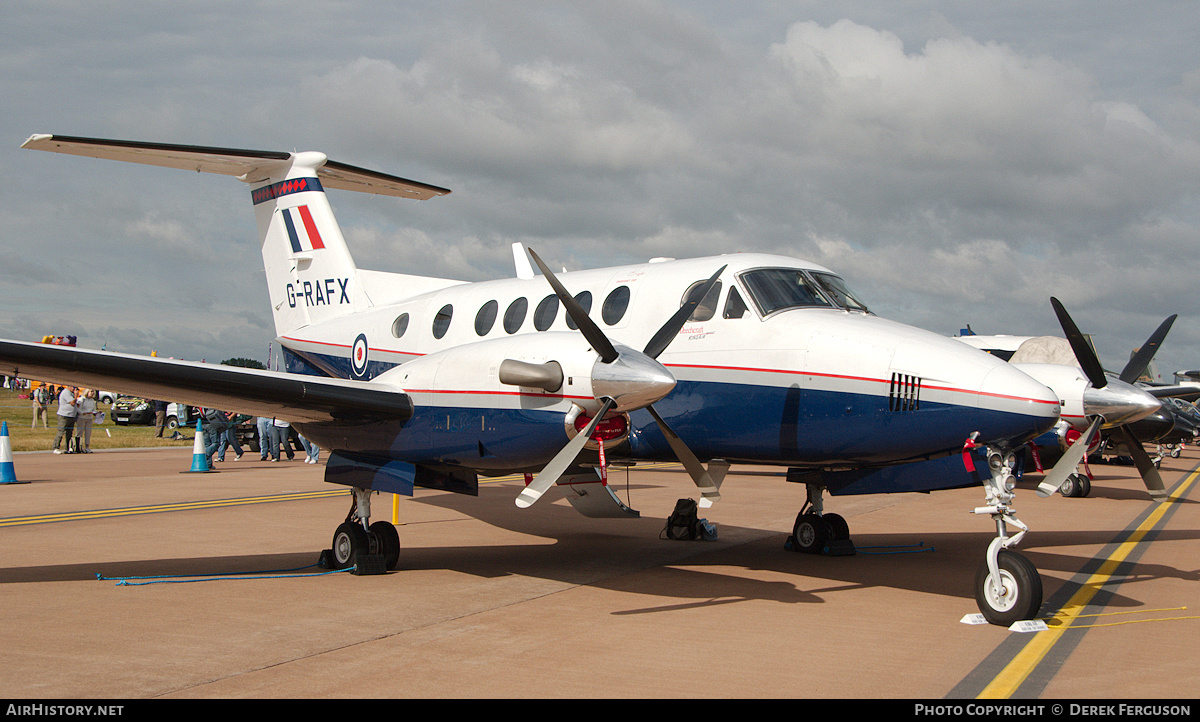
top-left (317, 549), bottom-right (337, 569)
top-left (784, 535), bottom-right (856, 556)
top-left (823, 538), bottom-right (857, 556)
top-left (351, 553), bottom-right (388, 575)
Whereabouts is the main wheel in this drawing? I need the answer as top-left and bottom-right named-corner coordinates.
top-left (1059, 474), bottom-right (1080, 498)
top-left (975, 550), bottom-right (1043, 626)
top-left (369, 521), bottom-right (401, 570)
top-left (792, 513), bottom-right (830, 554)
top-left (823, 513), bottom-right (850, 540)
top-left (331, 522), bottom-right (369, 569)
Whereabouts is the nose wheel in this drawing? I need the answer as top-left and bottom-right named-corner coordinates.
top-left (975, 545), bottom-right (1043, 626)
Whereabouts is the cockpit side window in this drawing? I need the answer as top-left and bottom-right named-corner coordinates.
top-left (809, 272), bottom-right (869, 312)
top-left (739, 269), bottom-right (832, 316)
top-left (723, 287), bottom-right (748, 319)
top-left (681, 280), bottom-right (722, 322)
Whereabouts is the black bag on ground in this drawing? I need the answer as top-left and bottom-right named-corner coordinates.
top-left (664, 498), bottom-right (699, 540)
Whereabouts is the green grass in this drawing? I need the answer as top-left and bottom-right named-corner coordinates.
top-left (0, 387), bottom-right (195, 453)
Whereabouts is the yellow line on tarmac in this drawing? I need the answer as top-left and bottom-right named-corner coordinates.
top-left (977, 468), bottom-right (1200, 699)
top-left (0, 489), bottom-right (347, 527)
top-left (1, 462), bottom-right (685, 527)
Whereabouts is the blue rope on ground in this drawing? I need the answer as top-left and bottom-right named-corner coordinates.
top-left (97, 564), bottom-right (356, 585)
top-left (856, 541), bottom-right (934, 555)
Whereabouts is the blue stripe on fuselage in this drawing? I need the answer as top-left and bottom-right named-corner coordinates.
top-left (284, 347), bottom-right (1051, 480)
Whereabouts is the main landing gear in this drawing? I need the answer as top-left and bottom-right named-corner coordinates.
top-left (323, 487), bottom-right (400, 574)
top-left (788, 484), bottom-right (855, 556)
top-left (971, 446), bottom-right (1042, 626)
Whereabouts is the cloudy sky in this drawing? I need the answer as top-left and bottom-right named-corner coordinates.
top-left (2, 1), bottom-right (1197, 379)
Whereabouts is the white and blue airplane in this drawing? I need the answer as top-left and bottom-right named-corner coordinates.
top-left (2, 134), bottom-right (1133, 625)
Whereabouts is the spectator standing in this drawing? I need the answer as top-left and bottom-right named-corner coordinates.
top-left (298, 432), bottom-right (320, 464)
top-left (153, 400), bottom-right (168, 438)
top-left (270, 418), bottom-right (294, 461)
top-left (74, 390), bottom-right (97, 453)
top-left (201, 408), bottom-right (230, 466)
top-left (217, 413), bottom-right (248, 462)
top-left (52, 386), bottom-right (78, 454)
top-left (256, 416), bottom-right (275, 461)
top-left (31, 384), bottom-right (49, 429)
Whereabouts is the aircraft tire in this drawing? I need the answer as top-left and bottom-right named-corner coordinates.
top-left (792, 513), bottom-right (830, 554)
top-left (331, 522), bottom-right (369, 569)
top-left (1077, 475), bottom-right (1091, 498)
top-left (823, 513), bottom-right (850, 541)
top-left (974, 550), bottom-right (1043, 626)
top-left (369, 521), bottom-right (401, 570)
top-left (1059, 475), bottom-right (1080, 498)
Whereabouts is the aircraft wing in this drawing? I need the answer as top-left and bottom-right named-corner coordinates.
top-left (0, 340), bottom-right (412, 424)
top-left (1143, 384), bottom-right (1200, 401)
top-left (20, 134), bottom-right (451, 201)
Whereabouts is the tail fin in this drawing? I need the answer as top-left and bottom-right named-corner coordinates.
top-left (20, 135), bottom-right (450, 336)
top-left (253, 152), bottom-right (366, 334)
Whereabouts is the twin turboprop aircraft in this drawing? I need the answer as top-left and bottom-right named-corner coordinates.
top-left (3, 134), bottom-right (1157, 625)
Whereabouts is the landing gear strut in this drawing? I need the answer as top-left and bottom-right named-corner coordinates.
top-left (971, 446), bottom-right (1042, 625)
top-left (325, 487), bottom-right (400, 573)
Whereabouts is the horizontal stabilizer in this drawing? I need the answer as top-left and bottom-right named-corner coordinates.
top-left (21, 134), bottom-right (451, 200)
top-left (0, 340), bottom-right (412, 424)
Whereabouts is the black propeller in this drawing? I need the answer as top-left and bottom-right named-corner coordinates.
top-left (1047, 298), bottom-right (1168, 500)
top-left (1119, 314), bottom-right (1177, 384)
top-left (515, 251), bottom-right (727, 508)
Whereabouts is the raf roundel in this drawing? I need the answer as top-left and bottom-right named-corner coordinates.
top-left (351, 334), bottom-right (370, 378)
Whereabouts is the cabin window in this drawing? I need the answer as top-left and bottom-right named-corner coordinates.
top-left (723, 287), bottom-right (748, 319)
top-left (566, 291), bottom-right (592, 330)
top-left (602, 286), bottom-right (630, 326)
top-left (504, 297), bottom-right (528, 334)
top-left (391, 313), bottom-right (410, 338)
top-left (681, 280), bottom-right (722, 322)
top-left (432, 304), bottom-right (453, 339)
top-left (740, 268), bottom-right (832, 316)
top-left (475, 300), bottom-right (498, 336)
top-left (809, 272), bottom-right (870, 312)
top-left (534, 294), bottom-right (559, 331)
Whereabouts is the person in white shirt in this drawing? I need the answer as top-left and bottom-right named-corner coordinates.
top-left (52, 386), bottom-right (78, 454)
top-left (74, 389), bottom-right (98, 453)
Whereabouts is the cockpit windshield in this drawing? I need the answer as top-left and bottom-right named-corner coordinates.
top-left (809, 272), bottom-right (869, 312)
top-left (739, 268), bottom-right (832, 315)
top-left (739, 267), bottom-right (870, 315)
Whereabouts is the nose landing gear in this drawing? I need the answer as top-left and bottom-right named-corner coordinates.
top-left (971, 446), bottom-right (1042, 626)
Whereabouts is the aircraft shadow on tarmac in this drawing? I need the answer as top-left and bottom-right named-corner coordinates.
top-left (1, 476), bottom-right (1195, 618)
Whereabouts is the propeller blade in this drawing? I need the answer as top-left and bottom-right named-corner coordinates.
top-left (646, 404), bottom-right (722, 503)
top-left (516, 398), bottom-right (616, 508)
top-left (1119, 314), bottom-right (1177, 384)
top-left (1050, 297), bottom-right (1108, 389)
top-left (528, 249), bottom-right (619, 363)
top-left (642, 265), bottom-right (728, 360)
top-left (1115, 426), bottom-right (1168, 500)
top-left (1037, 417), bottom-right (1101, 497)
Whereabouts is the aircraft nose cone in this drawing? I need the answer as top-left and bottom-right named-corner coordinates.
top-left (1083, 379), bottom-right (1162, 428)
top-left (591, 345), bottom-right (676, 412)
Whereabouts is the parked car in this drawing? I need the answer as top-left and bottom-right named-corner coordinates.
top-left (110, 396), bottom-right (198, 428)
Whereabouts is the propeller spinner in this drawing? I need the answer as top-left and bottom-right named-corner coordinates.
top-left (514, 251), bottom-right (727, 509)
